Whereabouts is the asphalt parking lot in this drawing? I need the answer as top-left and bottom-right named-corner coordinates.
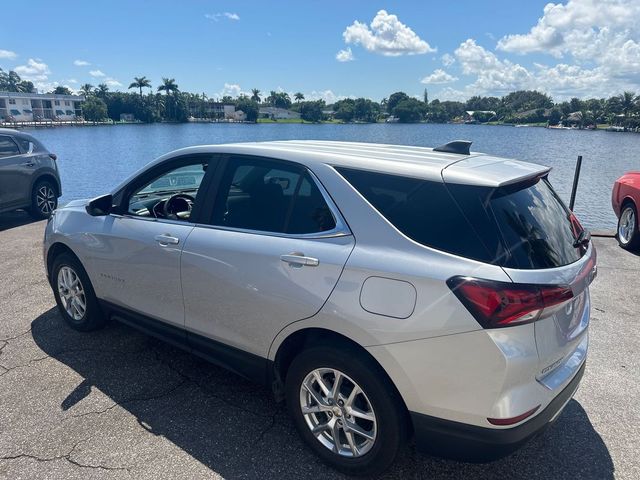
top-left (1, 211), bottom-right (638, 479)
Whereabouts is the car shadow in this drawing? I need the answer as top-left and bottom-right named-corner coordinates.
top-left (31, 308), bottom-right (614, 479)
top-left (0, 210), bottom-right (38, 232)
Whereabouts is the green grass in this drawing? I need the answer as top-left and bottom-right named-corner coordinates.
top-left (257, 118), bottom-right (344, 124)
top-left (257, 118), bottom-right (305, 123)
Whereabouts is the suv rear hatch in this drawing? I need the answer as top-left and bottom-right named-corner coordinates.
top-left (443, 156), bottom-right (596, 388)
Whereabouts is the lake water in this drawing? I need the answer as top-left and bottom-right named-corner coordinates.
top-left (26, 122), bottom-right (640, 229)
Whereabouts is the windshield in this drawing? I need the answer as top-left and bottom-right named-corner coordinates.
top-left (136, 165), bottom-right (206, 196)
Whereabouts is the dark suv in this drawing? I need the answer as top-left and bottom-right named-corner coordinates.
top-left (0, 128), bottom-right (61, 219)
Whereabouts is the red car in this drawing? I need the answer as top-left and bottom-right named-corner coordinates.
top-left (612, 172), bottom-right (640, 250)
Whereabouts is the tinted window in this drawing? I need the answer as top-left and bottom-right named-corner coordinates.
top-left (489, 179), bottom-right (582, 269)
top-left (336, 167), bottom-right (497, 263)
top-left (0, 136), bottom-right (20, 157)
top-left (16, 138), bottom-right (31, 152)
top-left (212, 158), bottom-right (336, 234)
top-left (446, 179), bottom-right (584, 269)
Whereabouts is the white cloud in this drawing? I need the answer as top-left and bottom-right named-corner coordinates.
top-left (89, 69), bottom-right (105, 77)
top-left (305, 90), bottom-right (348, 104)
top-left (336, 48), bottom-right (354, 62)
top-left (496, 0), bottom-right (640, 83)
top-left (343, 10), bottom-right (435, 56)
top-left (67, 78), bottom-right (78, 84)
top-left (441, 53), bottom-right (455, 66)
top-left (104, 77), bottom-right (122, 88)
top-left (435, 38), bottom-right (629, 101)
top-left (73, 59), bottom-right (90, 66)
top-left (421, 69), bottom-right (458, 84)
top-left (205, 12), bottom-right (240, 22)
top-left (497, 0), bottom-right (639, 56)
top-left (0, 49), bottom-right (17, 59)
top-left (14, 59), bottom-right (50, 82)
top-left (217, 83), bottom-right (249, 98)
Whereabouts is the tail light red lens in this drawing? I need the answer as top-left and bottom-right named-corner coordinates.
top-left (446, 276), bottom-right (574, 328)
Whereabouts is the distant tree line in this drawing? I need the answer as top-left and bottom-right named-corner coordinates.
top-left (2, 67), bottom-right (640, 127)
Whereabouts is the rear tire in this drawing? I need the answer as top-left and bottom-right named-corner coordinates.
top-left (29, 179), bottom-right (58, 219)
top-left (617, 202), bottom-right (640, 251)
top-left (285, 346), bottom-right (407, 476)
top-left (51, 252), bottom-right (106, 331)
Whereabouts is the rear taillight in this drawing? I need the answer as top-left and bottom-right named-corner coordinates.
top-left (446, 276), bottom-right (574, 328)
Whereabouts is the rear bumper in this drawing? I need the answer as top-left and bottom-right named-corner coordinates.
top-left (410, 361), bottom-right (585, 462)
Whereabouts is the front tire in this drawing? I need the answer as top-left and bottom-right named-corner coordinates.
top-left (29, 179), bottom-right (58, 219)
top-left (617, 202), bottom-right (640, 251)
top-left (51, 253), bottom-right (106, 331)
top-left (285, 346), bottom-right (407, 476)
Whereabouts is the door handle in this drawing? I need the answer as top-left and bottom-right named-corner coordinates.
top-left (23, 161), bottom-right (35, 167)
top-left (154, 234), bottom-right (180, 245)
top-left (280, 252), bottom-right (319, 267)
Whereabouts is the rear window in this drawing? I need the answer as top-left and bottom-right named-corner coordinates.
top-left (448, 179), bottom-right (584, 269)
top-left (335, 167), bottom-right (501, 264)
top-left (337, 167), bottom-right (584, 269)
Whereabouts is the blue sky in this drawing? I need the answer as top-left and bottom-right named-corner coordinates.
top-left (1, 0), bottom-right (639, 102)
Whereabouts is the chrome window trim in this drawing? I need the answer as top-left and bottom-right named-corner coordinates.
top-left (192, 222), bottom-right (351, 240)
top-left (110, 213), bottom-right (197, 228)
top-left (112, 160), bottom-right (351, 240)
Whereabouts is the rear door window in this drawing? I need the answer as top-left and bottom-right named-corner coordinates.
top-left (211, 157), bottom-right (336, 235)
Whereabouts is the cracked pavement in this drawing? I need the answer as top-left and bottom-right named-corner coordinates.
top-left (1, 212), bottom-right (639, 479)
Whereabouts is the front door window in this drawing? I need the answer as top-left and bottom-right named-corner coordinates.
top-left (127, 162), bottom-right (208, 221)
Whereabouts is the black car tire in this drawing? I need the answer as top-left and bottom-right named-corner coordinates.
top-left (29, 178), bottom-right (58, 219)
top-left (285, 346), bottom-right (408, 476)
top-left (617, 202), bottom-right (640, 251)
top-left (51, 252), bottom-right (106, 331)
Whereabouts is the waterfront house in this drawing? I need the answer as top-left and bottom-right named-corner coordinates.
top-left (259, 106), bottom-right (301, 120)
top-left (186, 99), bottom-right (236, 120)
top-left (463, 110), bottom-right (496, 123)
top-left (0, 91), bottom-right (84, 122)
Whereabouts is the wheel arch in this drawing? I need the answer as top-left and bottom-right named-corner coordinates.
top-left (46, 242), bottom-right (79, 280)
top-left (32, 172), bottom-right (61, 198)
top-left (621, 195), bottom-right (637, 211)
top-left (271, 327), bottom-right (411, 429)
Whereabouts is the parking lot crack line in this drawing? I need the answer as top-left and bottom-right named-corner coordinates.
top-left (0, 437), bottom-right (130, 472)
top-left (69, 378), bottom-right (189, 420)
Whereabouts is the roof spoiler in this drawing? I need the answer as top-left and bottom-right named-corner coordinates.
top-left (433, 140), bottom-right (472, 155)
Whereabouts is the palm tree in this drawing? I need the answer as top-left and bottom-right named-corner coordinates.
top-left (619, 91), bottom-right (637, 117)
top-left (157, 77), bottom-right (179, 96)
top-left (95, 83), bottom-right (109, 98)
top-left (251, 88), bottom-right (261, 103)
top-left (267, 90), bottom-right (278, 106)
top-left (128, 76), bottom-right (152, 97)
top-left (294, 92), bottom-right (305, 103)
top-left (80, 83), bottom-right (94, 96)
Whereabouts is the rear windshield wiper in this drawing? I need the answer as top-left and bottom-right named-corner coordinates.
top-left (573, 229), bottom-right (591, 248)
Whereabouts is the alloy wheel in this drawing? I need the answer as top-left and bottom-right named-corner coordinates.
top-left (37, 185), bottom-right (57, 215)
top-left (299, 368), bottom-right (377, 458)
top-left (619, 207), bottom-right (636, 244)
top-left (57, 266), bottom-right (87, 321)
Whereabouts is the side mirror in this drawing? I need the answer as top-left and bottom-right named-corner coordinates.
top-left (86, 194), bottom-right (113, 216)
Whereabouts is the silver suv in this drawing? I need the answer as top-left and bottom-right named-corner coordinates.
top-left (0, 128), bottom-right (61, 219)
top-left (43, 141), bottom-right (596, 476)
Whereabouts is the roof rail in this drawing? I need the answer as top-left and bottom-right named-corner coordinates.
top-left (433, 140), bottom-right (472, 155)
